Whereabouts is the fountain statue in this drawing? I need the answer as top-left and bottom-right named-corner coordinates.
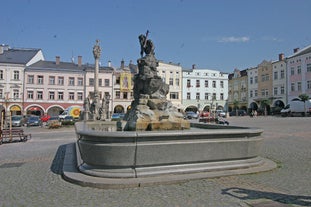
top-left (124, 31), bottom-right (190, 131)
top-left (63, 34), bottom-right (276, 189)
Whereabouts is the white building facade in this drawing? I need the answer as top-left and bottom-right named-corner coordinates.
top-left (182, 67), bottom-right (228, 112)
top-left (157, 61), bottom-right (183, 110)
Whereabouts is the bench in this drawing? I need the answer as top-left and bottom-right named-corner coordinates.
top-left (0, 129), bottom-right (31, 145)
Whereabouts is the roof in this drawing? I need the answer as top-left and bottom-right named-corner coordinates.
top-left (0, 48), bottom-right (41, 64)
top-left (287, 44), bottom-right (311, 59)
top-left (27, 60), bottom-right (83, 71)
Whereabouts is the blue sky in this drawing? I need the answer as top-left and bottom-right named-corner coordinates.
top-left (2, 0), bottom-right (311, 73)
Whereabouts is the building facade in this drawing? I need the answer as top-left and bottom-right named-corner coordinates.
top-left (157, 61), bottom-right (183, 110)
top-left (271, 53), bottom-right (287, 112)
top-left (287, 46), bottom-right (311, 101)
top-left (182, 66), bottom-right (228, 113)
top-left (0, 45), bottom-right (44, 124)
top-left (228, 68), bottom-right (248, 112)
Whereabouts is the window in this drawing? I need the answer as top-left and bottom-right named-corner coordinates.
top-left (77, 92), bottom-right (83, 100)
top-left (254, 76), bottom-right (258, 83)
top-left (69, 77), bottom-right (75, 86)
top-left (170, 92), bottom-right (179, 99)
top-left (27, 91), bottom-right (33, 99)
top-left (0, 89), bottom-right (3, 98)
top-left (99, 79), bottom-right (102, 86)
top-left (291, 67), bottom-right (295, 75)
top-left (265, 89), bottom-right (269, 96)
top-left (254, 90), bottom-right (258, 97)
top-left (175, 78), bottom-right (180, 86)
top-left (13, 89), bottom-right (19, 99)
top-left (274, 71), bottom-right (278, 80)
top-left (261, 89), bottom-right (265, 96)
top-left (250, 77), bottom-right (253, 84)
top-left (187, 79), bottom-right (191, 87)
top-left (115, 91), bottom-right (120, 99)
top-left (78, 78), bottom-right (83, 86)
top-left (187, 92), bottom-right (190, 100)
top-left (308, 81), bottom-right (311, 89)
top-left (68, 92), bottom-right (74, 100)
top-left (49, 91), bottom-right (55, 100)
top-left (280, 70), bottom-right (285, 79)
top-left (220, 93), bottom-right (224, 100)
top-left (37, 91), bottom-right (43, 100)
top-left (58, 91), bottom-right (64, 100)
top-left (280, 86), bottom-right (284, 95)
top-left (220, 81), bottom-right (224, 88)
top-left (38, 75), bottom-right (43, 84)
top-left (89, 78), bottom-right (94, 86)
top-left (104, 79), bottom-right (110, 86)
top-left (196, 93), bottom-right (200, 100)
top-left (49, 76), bottom-right (55, 85)
top-left (274, 87), bottom-right (278, 95)
top-left (28, 75), bottom-right (34, 84)
top-left (205, 80), bottom-right (209, 87)
top-left (58, 77), bottom-right (64, 85)
top-left (297, 66), bottom-right (301, 74)
top-left (0, 70), bottom-right (3, 79)
top-left (13, 71), bottom-right (19, 80)
top-left (297, 82), bottom-right (302, 91)
top-left (291, 83), bottom-right (295, 91)
top-left (307, 64), bottom-right (311, 72)
top-left (250, 90), bottom-right (253, 98)
top-left (204, 93), bottom-right (209, 100)
top-left (123, 92), bottom-right (128, 99)
top-left (212, 93), bottom-right (216, 100)
top-left (196, 80), bottom-right (200, 87)
top-left (169, 78), bottom-right (174, 86)
top-left (212, 81), bottom-right (216, 88)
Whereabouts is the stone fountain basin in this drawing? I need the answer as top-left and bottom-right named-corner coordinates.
top-left (69, 121), bottom-right (275, 188)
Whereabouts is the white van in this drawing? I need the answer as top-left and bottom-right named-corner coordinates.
top-left (281, 99), bottom-right (311, 116)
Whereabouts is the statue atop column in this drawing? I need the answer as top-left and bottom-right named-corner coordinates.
top-left (84, 40), bottom-right (109, 121)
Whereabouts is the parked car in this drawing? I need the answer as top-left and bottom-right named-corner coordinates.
top-left (229, 110), bottom-right (247, 116)
top-left (11, 115), bottom-right (25, 127)
top-left (26, 116), bottom-right (42, 126)
top-left (185, 111), bottom-right (199, 119)
top-left (111, 113), bottom-right (125, 121)
top-left (200, 111), bottom-right (210, 117)
top-left (41, 115), bottom-right (51, 122)
top-left (216, 110), bottom-right (226, 117)
top-left (47, 116), bottom-right (62, 128)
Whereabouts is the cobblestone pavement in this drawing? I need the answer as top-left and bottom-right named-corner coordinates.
top-left (0, 117), bottom-right (310, 207)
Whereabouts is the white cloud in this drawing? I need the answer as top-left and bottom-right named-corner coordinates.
top-left (218, 36), bottom-right (250, 43)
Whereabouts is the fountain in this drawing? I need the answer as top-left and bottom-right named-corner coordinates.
top-left (62, 33), bottom-right (276, 188)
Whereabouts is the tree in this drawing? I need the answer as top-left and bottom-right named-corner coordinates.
top-left (298, 93), bottom-right (309, 116)
top-left (260, 99), bottom-right (270, 116)
top-left (233, 100), bottom-right (239, 116)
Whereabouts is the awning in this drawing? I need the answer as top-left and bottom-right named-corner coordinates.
top-left (10, 105), bottom-right (21, 111)
top-left (28, 106), bottom-right (41, 111)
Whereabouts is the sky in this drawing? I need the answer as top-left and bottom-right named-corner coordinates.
top-left (2, 0), bottom-right (311, 73)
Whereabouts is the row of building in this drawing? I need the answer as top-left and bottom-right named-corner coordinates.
top-left (0, 43), bottom-right (310, 119)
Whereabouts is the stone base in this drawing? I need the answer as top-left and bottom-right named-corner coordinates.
top-left (136, 120), bottom-right (190, 130)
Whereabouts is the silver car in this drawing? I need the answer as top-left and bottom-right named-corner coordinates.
top-left (11, 115), bottom-right (24, 127)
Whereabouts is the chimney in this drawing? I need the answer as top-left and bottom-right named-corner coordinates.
top-left (78, 56), bottom-right (82, 67)
top-left (279, 53), bottom-right (284, 61)
top-left (293, 48), bottom-right (299, 53)
top-left (108, 61), bottom-right (112, 67)
top-left (121, 59), bottom-right (125, 69)
top-left (0, 44), bottom-right (9, 55)
top-left (192, 64), bottom-right (196, 69)
top-left (55, 56), bottom-right (60, 65)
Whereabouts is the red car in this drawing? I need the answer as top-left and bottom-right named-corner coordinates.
top-left (41, 115), bottom-right (51, 122)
